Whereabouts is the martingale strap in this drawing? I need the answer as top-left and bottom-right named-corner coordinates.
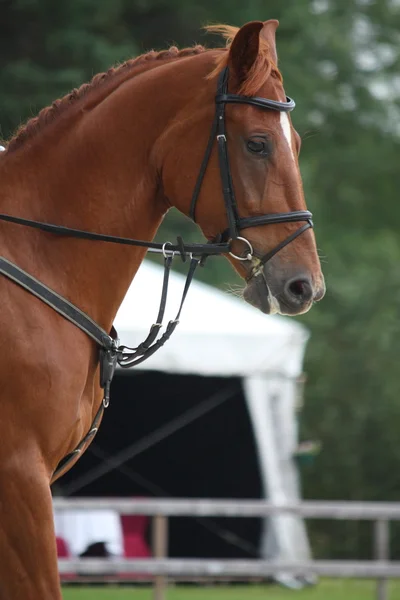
top-left (52, 397), bottom-right (105, 480)
top-left (118, 257), bottom-right (199, 368)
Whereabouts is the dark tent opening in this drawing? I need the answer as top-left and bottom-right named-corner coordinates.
top-left (58, 371), bottom-right (263, 558)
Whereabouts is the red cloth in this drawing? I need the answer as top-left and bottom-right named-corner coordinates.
top-left (120, 514), bottom-right (151, 558)
top-left (56, 536), bottom-right (70, 557)
top-left (56, 536), bottom-right (76, 580)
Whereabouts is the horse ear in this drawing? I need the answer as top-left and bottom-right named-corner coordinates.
top-left (228, 21), bottom-right (264, 85)
top-left (260, 19), bottom-right (279, 65)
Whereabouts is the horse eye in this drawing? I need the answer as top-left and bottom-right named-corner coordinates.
top-left (246, 139), bottom-right (269, 155)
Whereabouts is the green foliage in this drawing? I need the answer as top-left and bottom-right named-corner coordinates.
top-left (2, 0), bottom-right (400, 561)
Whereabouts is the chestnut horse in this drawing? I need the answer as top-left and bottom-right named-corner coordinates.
top-left (0, 19), bottom-right (324, 599)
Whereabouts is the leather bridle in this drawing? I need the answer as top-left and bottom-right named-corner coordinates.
top-left (189, 66), bottom-right (313, 265)
top-left (0, 65), bottom-right (315, 478)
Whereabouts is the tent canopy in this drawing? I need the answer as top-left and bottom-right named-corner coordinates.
top-left (111, 258), bottom-right (313, 576)
top-left (114, 259), bottom-right (309, 377)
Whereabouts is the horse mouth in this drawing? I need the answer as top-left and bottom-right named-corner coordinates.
top-left (243, 274), bottom-right (280, 315)
top-left (242, 269), bottom-right (317, 316)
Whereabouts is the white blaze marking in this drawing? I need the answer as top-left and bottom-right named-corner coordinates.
top-left (280, 112), bottom-right (295, 162)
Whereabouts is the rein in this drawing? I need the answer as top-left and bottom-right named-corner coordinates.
top-left (0, 66), bottom-right (314, 478)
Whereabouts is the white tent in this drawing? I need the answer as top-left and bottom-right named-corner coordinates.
top-left (115, 260), bottom-right (308, 379)
top-left (113, 259), bottom-right (312, 583)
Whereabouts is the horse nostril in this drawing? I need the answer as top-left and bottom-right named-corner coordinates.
top-left (285, 277), bottom-right (313, 305)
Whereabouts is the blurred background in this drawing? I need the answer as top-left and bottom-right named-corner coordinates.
top-left (2, 0), bottom-right (400, 568)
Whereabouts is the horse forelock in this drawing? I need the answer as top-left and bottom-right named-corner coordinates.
top-left (205, 24), bottom-right (283, 96)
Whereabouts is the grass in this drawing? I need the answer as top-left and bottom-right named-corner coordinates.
top-left (62, 580), bottom-right (400, 600)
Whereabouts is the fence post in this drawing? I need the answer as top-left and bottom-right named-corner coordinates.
top-left (152, 514), bottom-right (168, 600)
top-left (374, 518), bottom-right (389, 600)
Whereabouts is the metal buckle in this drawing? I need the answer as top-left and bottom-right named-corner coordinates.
top-left (216, 134), bottom-right (226, 142)
top-left (162, 241), bottom-right (175, 259)
top-left (228, 237), bottom-right (254, 261)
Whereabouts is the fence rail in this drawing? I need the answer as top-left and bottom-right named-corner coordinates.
top-left (53, 497), bottom-right (400, 519)
top-left (58, 558), bottom-right (400, 578)
top-left (53, 497), bottom-right (400, 600)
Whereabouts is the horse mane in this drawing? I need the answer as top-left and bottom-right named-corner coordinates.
top-left (5, 24), bottom-right (281, 153)
top-left (5, 45), bottom-right (207, 153)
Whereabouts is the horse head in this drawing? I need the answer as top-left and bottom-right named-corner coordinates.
top-left (161, 21), bottom-right (325, 315)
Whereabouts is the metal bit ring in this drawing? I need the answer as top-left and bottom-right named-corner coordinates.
top-left (228, 237), bottom-right (254, 261)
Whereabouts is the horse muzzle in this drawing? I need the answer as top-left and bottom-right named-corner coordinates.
top-left (243, 265), bottom-right (325, 316)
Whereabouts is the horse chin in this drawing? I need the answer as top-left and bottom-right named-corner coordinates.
top-left (243, 277), bottom-right (280, 316)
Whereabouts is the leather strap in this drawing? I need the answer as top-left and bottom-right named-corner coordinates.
top-left (189, 111), bottom-right (219, 222)
top-left (0, 257), bottom-right (114, 349)
top-left (118, 257), bottom-right (200, 368)
top-left (238, 211), bottom-right (313, 230)
top-left (0, 212), bottom-right (230, 257)
top-left (257, 221), bottom-right (313, 265)
top-left (189, 66), bottom-right (311, 259)
top-left (0, 254), bottom-right (199, 478)
top-left (216, 93), bottom-right (295, 112)
top-left (52, 399), bottom-right (105, 480)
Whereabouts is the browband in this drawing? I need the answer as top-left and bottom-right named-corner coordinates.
top-left (215, 93), bottom-right (295, 112)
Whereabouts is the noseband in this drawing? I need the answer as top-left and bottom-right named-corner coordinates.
top-left (189, 66), bottom-right (313, 266)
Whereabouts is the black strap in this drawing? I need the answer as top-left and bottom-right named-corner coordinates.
top-left (117, 257), bottom-right (200, 368)
top-left (189, 111), bottom-right (219, 222)
top-left (53, 399), bottom-right (105, 480)
top-left (190, 66), bottom-right (241, 235)
top-left (218, 211), bottom-right (313, 242)
top-left (214, 68), bottom-right (240, 239)
top-left (0, 253), bottom-right (199, 479)
top-left (238, 211), bottom-right (313, 230)
top-left (216, 93), bottom-right (295, 112)
top-left (0, 213), bottom-right (230, 257)
top-left (124, 255), bottom-right (173, 356)
top-left (0, 257), bottom-right (114, 350)
top-left (258, 221), bottom-right (313, 265)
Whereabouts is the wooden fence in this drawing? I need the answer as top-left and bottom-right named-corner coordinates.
top-left (54, 497), bottom-right (400, 600)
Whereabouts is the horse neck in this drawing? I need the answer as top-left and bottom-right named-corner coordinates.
top-left (0, 56), bottom-right (209, 330)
